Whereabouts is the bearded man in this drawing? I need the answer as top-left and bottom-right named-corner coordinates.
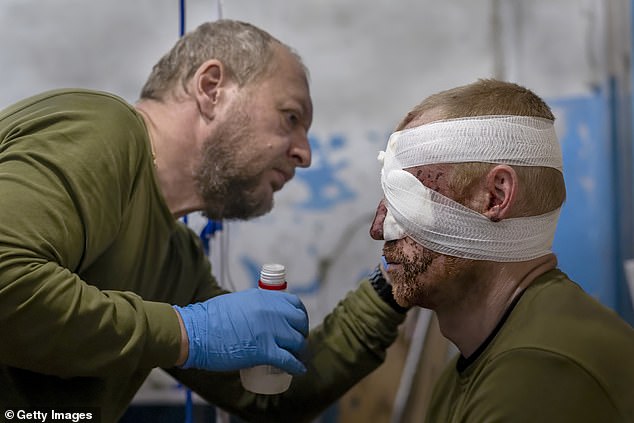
top-left (370, 79), bottom-right (634, 423)
top-left (0, 20), bottom-right (407, 423)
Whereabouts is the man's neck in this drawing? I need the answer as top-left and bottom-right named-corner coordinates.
top-left (436, 254), bottom-right (557, 358)
top-left (134, 98), bottom-right (205, 217)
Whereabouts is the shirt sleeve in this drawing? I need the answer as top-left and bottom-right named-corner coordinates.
top-left (0, 92), bottom-right (181, 377)
top-left (166, 279), bottom-right (406, 423)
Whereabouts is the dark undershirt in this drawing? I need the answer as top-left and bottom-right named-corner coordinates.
top-left (456, 289), bottom-right (527, 373)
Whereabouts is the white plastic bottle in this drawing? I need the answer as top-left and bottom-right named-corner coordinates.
top-left (239, 263), bottom-right (293, 394)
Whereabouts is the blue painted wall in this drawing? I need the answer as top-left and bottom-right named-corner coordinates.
top-left (550, 94), bottom-right (616, 303)
top-left (550, 85), bottom-right (634, 324)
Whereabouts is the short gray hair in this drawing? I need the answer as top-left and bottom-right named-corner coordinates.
top-left (140, 19), bottom-right (289, 100)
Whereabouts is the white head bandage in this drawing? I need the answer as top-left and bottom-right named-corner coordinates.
top-left (379, 115), bottom-right (563, 262)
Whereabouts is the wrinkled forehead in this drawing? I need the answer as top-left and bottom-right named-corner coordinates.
top-left (271, 45), bottom-right (312, 115)
top-left (246, 44), bottom-right (313, 125)
top-left (383, 115), bottom-right (563, 172)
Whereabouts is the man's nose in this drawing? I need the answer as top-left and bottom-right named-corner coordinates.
top-left (370, 199), bottom-right (387, 240)
top-left (290, 133), bottom-right (311, 168)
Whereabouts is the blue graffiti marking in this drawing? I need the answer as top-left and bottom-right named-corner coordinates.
top-left (294, 134), bottom-right (356, 210)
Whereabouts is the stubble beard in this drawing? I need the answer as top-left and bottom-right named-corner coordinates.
top-left (390, 250), bottom-right (435, 308)
top-left (384, 238), bottom-right (445, 308)
top-left (387, 239), bottom-right (471, 309)
top-left (193, 110), bottom-right (273, 221)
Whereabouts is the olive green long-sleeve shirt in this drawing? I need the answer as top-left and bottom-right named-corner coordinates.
top-left (0, 90), bottom-right (405, 422)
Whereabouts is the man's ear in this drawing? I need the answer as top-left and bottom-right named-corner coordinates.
top-left (193, 59), bottom-right (225, 121)
top-left (483, 165), bottom-right (518, 222)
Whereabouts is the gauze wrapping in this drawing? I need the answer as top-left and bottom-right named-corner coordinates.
top-left (379, 115), bottom-right (563, 262)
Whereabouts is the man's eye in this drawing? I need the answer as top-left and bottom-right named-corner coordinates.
top-left (287, 113), bottom-right (299, 125)
top-left (283, 110), bottom-right (300, 126)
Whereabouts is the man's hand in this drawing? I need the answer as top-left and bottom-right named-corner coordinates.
top-left (173, 289), bottom-right (309, 374)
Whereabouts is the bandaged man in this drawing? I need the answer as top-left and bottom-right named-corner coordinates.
top-left (370, 79), bottom-right (634, 422)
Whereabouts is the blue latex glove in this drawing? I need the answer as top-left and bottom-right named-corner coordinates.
top-left (173, 289), bottom-right (309, 374)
